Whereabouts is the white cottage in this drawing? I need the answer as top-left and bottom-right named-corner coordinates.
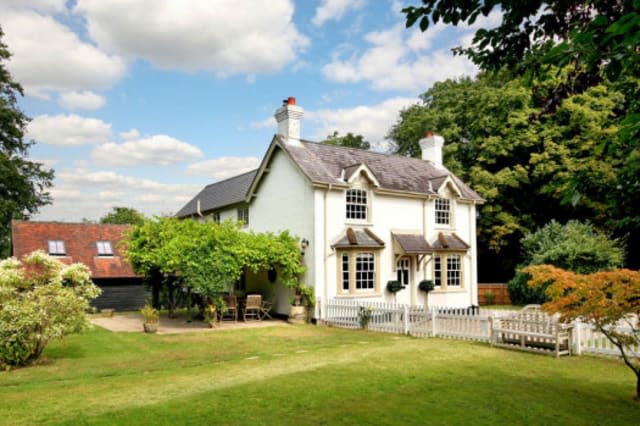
top-left (177, 98), bottom-right (484, 317)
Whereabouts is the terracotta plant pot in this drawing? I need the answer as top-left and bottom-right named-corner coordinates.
top-left (101, 309), bottom-right (114, 317)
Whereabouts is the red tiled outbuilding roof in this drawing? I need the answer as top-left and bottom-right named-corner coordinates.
top-left (10, 220), bottom-right (139, 279)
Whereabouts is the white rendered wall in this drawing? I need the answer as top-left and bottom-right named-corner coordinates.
top-left (248, 148), bottom-right (316, 315)
top-left (318, 182), bottom-right (477, 309)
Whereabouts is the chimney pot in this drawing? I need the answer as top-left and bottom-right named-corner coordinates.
top-left (419, 132), bottom-right (445, 165)
top-left (274, 96), bottom-right (304, 146)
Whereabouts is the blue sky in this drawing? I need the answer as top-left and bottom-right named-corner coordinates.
top-left (1, 0), bottom-right (499, 221)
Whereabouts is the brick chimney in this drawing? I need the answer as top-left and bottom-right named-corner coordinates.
top-left (274, 96), bottom-right (303, 146)
top-left (418, 131), bottom-right (444, 165)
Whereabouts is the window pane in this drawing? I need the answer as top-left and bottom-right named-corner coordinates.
top-left (434, 255), bottom-right (441, 286)
top-left (435, 199), bottom-right (450, 225)
top-left (355, 252), bottom-right (375, 290)
top-left (48, 240), bottom-right (65, 255)
top-left (446, 255), bottom-right (461, 286)
top-left (97, 241), bottom-right (113, 256)
top-left (342, 254), bottom-right (349, 291)
top-left (346, 189), bottom-right (367, 220)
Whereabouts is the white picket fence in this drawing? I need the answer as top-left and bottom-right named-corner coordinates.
top-left (319, 298), bottom-right (639, 358)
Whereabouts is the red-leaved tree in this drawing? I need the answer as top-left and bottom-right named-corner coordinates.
top-left (525, 265), bottom-right (640, 400)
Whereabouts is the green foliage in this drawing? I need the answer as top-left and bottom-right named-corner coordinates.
top-left (0, 26), bottom-right (54, 257)
top-left (357, 306), bottom-right (372, 329)
top-left (296, 283), bottom-right (315, 307)
top-left (0, 251), bottom-right (101, 368)
top-left (418, 279), bottom-right (434, 293)
top-left (100, 207), bottom-right (145, 226)
top-left (402, 1), bottom-right (640, 269)
top-left (140, 304), bottom-right (159, 324)
top-left (388, 72), bottom-right (633, 277)
top-left (124, 218), bottom-right (306, 301)
top-left (484, 291), bottom-right (496, 306)
top-left (386, 280), bottom-right (403, 294)
top-left (508, 220), bottom-right (623, 304)
top-left (321, 131), bottom-right (371, 150)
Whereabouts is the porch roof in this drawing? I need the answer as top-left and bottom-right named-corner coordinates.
top-left (391, 233), bottom-right (433, 254)
top-left (332, 227), bottom-right (385, 249)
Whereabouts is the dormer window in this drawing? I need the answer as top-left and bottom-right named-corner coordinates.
top-left (96, 241), bottom-right (113, 256)
top-left (435, 198), bottom-right (450, 225)
top-left (346, 189), bottom-right (367, 221)
top-left (48, 240), bottom-right (66, 256)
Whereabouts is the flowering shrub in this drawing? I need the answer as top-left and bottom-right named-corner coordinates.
top-left (0, 251), bottom-right (101, 369)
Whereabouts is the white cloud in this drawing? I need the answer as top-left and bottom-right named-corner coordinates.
top-left (0, 0), bottom-right (66, 13)
top-left (186, 157), bottom-right (261, 180)
top-left (120, 129), bottom-right (140, 140)
top-left (35, 169), bottom-right (202, 221)
top-left (30, 157), bottom-right (59, 169)
top-left (58, 90), bottom-right (106, 110)
top-left (75, 0), bottom-right (309, 76)
top-left (27, 114), bottom-right (112, 146)
top-left (2, 10), bottom-right (126, 97)
top-left (307, 97), bottom-right (419, 151)
top-left (312, 0), bottom-right (365, 27)
top-left (322, 24), bottom-right (477, 92)
top-left (91, 135), bottom-right (203, 166)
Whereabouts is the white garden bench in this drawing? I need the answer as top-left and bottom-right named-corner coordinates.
top-left (490, 305), bottom-right (572, 357)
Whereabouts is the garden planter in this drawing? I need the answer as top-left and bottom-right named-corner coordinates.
top-left (143, 322), bottom-right (158, 333)
top-left (288, 305), bottom-right (307, 324)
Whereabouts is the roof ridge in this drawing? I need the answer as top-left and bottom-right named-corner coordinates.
top-left (12, 220), bottom-right (131, 226)
top-left (299, 139), bottom-right (447, 168)
top-left (202, 168), bottom-right (258, 189)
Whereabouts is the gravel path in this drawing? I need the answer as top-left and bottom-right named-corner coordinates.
top-left (91, 313), bottom-right (289, 334)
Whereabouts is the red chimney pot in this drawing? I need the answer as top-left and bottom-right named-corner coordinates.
top-left (287, 97), bottom-right (296, 105)
top-left (426, 131), bottom-right (434, 137)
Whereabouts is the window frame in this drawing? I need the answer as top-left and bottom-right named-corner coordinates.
top-left (212, 212), bottom-right (221, 223)
top-left (48, 240), bottom-right (66, 256)
top-left (237, 207), bottom-right (249, 227)
top-left (337, 250), bottom-right (381, 295)
top-left (345, 189), bottom-right (368, 222)
top-left (96, 241), bottom-right (114, 256)
top-left (432, 252), bottom-right (464, 290)
top-left (435, 198), bottom-right (451, 226)
top-left (396, 257), bottom-right (410, 287)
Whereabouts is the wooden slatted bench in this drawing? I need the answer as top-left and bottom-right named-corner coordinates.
top-left (490, 305), bottom-right (572, 357)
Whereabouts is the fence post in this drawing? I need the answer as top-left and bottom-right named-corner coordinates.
top-left (431, 307), bottom-right (437, 337)
top-left (403, 305), bottom-right (409, 334)
top-left (574, 319), bottom-right (582, 356)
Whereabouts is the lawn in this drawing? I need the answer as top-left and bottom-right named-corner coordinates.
top-left (1, 324), bottom-right (638, 425)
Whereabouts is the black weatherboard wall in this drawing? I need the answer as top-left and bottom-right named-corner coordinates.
top-left (92, 278), bottom-right (148, 311)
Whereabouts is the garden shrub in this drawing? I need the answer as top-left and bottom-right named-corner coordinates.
top-left (507, 220), bottom-right (624, 305)
top-left (0, 251), bottom-right (101, 369)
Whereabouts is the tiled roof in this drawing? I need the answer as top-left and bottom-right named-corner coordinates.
top-left (431, 232), bottom-right (470, 251)
top-left (280, 137), bottom-right (483, 201)
top-left (392, 233), bottom-right (433, 254)
top-left (176, 169), bottom-right (257, 218)
top-left (10, 221), bottom-right (138, 279)
top-left (332, 227), bottom-right (386, 249)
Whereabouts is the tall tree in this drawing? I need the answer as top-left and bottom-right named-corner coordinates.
top-left (402, 0), bottom-right (640, 268)
top-left (388, 72), bottom-right (627, 279)
top-left (322, 131), bottom-right (371, 150)
top-left (100, 207), bottom-right (145, 226)
top-left (0, 26), bottom-right (53, 258)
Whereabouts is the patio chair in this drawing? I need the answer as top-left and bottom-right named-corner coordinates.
top-left (243, 294), bottom-right (262, 321)
top-left (260, 295), bottom-right (275, 320)
top-left (219, 295), bottom-right (238, 322)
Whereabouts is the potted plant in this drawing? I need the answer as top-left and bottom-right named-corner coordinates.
top-left (141, 303), bottom-right (159, 333)
top-left (204, 296), bottom-right (227, 327)
top-left (289, 283), bottom-right (314, 324)
top-left (418, 279), bottom-right (435, 293)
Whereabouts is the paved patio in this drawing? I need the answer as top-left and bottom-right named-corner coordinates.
top-left (92, 313), bottom-right (289, 334)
